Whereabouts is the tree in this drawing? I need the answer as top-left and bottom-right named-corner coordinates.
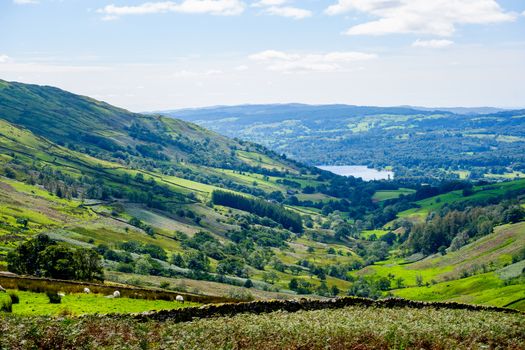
top-left (330, 285), bottom-right (340, 296)
top-left (171, 253), bottom-right (186, 267)
top-left (217, 257), bottom-right (247, 277)
top-left (39, 245), bottom-right (76, 280)
top-left (7, 234), bottom-right (103, 281)
top-left (244, 279), bottom-right (254, 288)
top-left (73, 248), bottom-right (104, 281)
top-left (262, 271), bottom-right (278, 284)
top-left (7, 234), bottom-right (55, 276)
top-left (185, 251), bottom-right (210, 272)
top-left (289, 278), bottom-right (299, 290)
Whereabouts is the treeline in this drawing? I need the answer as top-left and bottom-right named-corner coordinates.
top-left (7, 234), bottom-right (104, 281)
top-left (212, 190), bottom-right (303, 233)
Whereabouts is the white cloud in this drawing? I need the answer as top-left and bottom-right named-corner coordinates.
top-left (325, 0), bottom-right (516, 36)
top-left (412, 39), bottom-right (454, 48)
top-left (252, 0), bottom-right (287, 7)
top-left (0, 55), bottom-right (11, 63)
top-left (249, 50), bottom-right (299, 61)
top-left (98, 0), bottom-right (246, 18)
top-left (249, 49), bottom-right (376, 73)
top-left (252, 0), bottom-right (311, 19)
top-left (264, 6), bottom-right (311, 19)
top-left (13, 0), bottom-right (39, 4)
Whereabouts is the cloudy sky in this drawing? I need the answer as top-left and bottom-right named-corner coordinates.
top-left (1, 0), bottom-right (524, 111)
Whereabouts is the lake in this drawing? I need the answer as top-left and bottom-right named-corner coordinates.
top-left (317, 165), bottom-right (394, 181)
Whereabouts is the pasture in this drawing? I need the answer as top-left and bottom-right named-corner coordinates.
top-left (0, 290), bottom-right (198, 316)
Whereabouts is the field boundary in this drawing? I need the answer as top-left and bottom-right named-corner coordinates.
top-left (122, 296), bottom-right (522, 323)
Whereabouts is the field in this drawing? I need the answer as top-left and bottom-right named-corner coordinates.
top-left (1, 306), bottom-right (523, 349)
top-left (0, 290), bottom-right (198, 316)
top-left (372, 188), bottom-right (416, 202)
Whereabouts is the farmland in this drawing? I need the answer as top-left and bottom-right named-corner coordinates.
top-left (0, 290), bottom-right (198, 316)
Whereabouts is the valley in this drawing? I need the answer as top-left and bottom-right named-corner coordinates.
top-left (0, 80), bottom-right (522, 316)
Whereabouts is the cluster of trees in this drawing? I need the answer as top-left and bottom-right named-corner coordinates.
top-left (288, 278), bottom-right (340, 296)
top-left (7, 234), bottom-right (104, 281)
top-left (405, 201), bottom-right (525, 255)
top-left (212, 190), bottom-right (303, 233)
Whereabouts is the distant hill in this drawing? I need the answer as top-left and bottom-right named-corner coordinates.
top-left (158, 104), bottom-right (525, 181)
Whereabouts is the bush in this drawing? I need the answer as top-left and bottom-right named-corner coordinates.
top-left (8, 292), bottom-right (19, 304)
top-left (227, 288), bottom-right (254, 301)
top-left (160, 281), bottom-right (170, 289)
top-left (0, 298), bottom-right (12, 312)
top-left (47, 291), bottom-right (62, 304)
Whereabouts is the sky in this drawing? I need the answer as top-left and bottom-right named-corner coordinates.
top-left (1, 0), bottom-right (524, 111)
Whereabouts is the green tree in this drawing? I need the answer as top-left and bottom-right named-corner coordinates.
top-left (39, 245), bottom-right (76, 280)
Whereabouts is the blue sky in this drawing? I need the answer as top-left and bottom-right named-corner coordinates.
top-left (1, 0), bottom-right (524, 111)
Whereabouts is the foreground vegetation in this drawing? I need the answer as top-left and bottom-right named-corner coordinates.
top-left (1, 306), bottom-right (523, 349)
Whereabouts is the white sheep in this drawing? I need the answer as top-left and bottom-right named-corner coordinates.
top-left (57, 292), bottom-right (66, 297)
top-left (176, 295), bottom-right (184, 303)
top-left (113, 290), bottom-right (121, 298)
top-left (83, 287), bottom-right (91, 294)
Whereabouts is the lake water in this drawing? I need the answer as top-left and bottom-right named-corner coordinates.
top-left (317, 165), bottom-right (394, 181)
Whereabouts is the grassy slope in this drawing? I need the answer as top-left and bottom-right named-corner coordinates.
top-left (358, 222), bottom-right (525, 310)
top-left (390, 179), bottom-right (525, 226)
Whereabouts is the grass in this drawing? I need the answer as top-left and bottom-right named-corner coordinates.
top-left (360, 222), bottom-right (525, 285)
top-left (393, 179), bottom-right (525, 224)
top-left (1, 306), bottom-right (523, 349)
top-left (393, 272), bottom-right (525, 311)
top-left (372, 188), bottom-right (415, 202)
top-left (361, 229), bottom-right (390, 239)
top-left (0, 290), bottom-right (199, 316)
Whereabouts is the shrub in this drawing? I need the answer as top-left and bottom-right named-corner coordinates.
top-left (47, 291), bottom-right (62, 304)
top-left (0, 298), bottom-right (12, 313)
top-left (160, 281), bottom-right (170, 289)
top-left (8, 292), bottom-right (19, 304)
top-left (227, 288), bottom-right (254, 301)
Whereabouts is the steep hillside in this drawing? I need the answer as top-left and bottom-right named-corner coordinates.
top-left (160, 104), bottom-right (525, 180)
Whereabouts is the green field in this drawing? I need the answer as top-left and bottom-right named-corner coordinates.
top-left (372, 188), bottom-right (416, 202)
top-left (393, 272), bottom-right (525, 310)
top-left (0, 290), bottom-right (199, 316)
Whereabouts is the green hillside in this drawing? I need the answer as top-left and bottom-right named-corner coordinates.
top-left (0, 80), bottom-right (524, 313)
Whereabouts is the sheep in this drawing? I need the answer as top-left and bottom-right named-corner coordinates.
top-left (0, 285), bottom-right (6, 293)
top-left (57, 292), bottom-right (66, 297)
top-left (83, 287), bottom-right (91, 294)
top-left (176, 295), bottom-right (184, 303)
top-left (113, 291), bottom-right (121, 298)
